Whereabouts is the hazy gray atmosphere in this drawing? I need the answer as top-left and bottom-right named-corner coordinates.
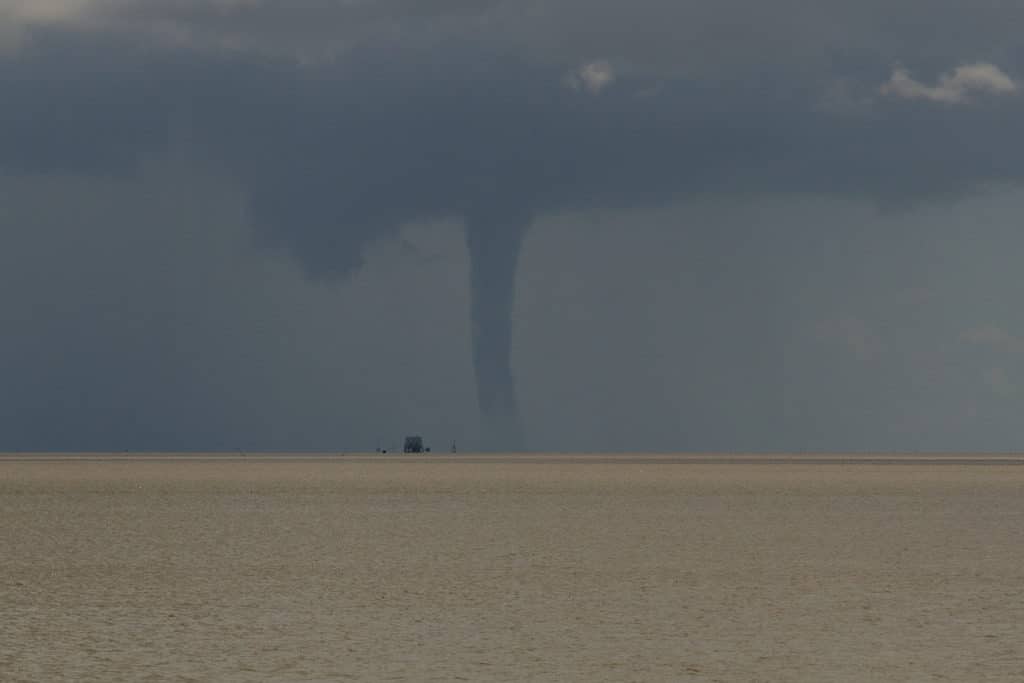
top-left (4, 2), bottom-right (1024, 451)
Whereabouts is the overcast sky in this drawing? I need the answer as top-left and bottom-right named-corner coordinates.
top-left (4, 2), bottom-right (1024, 452)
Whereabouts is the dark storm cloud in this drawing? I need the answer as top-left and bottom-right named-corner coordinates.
top-left (5, 25), bottom-right (1024, 267)
top-left (4, 2), bottom-right (1024, 449)
top-left (20, 1), bottom-right (1024, 73)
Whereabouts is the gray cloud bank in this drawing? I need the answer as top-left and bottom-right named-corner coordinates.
top-left (3, 2), bottom-right (1024, 450)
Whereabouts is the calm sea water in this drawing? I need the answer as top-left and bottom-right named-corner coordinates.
top-left (2, 455), bottom-right (1023, 681)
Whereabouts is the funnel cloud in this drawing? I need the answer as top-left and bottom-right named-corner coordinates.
top-left (465, 210), bottom-right (530, 450)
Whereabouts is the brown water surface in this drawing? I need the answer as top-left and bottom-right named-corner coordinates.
top-left (2, 455), bottom-right (1023, 681)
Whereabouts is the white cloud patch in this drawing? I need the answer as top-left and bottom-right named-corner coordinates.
top-left (880, 62), bottom-right (1017, 104)
top-left (566, 60), bottom-right (615, 94)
